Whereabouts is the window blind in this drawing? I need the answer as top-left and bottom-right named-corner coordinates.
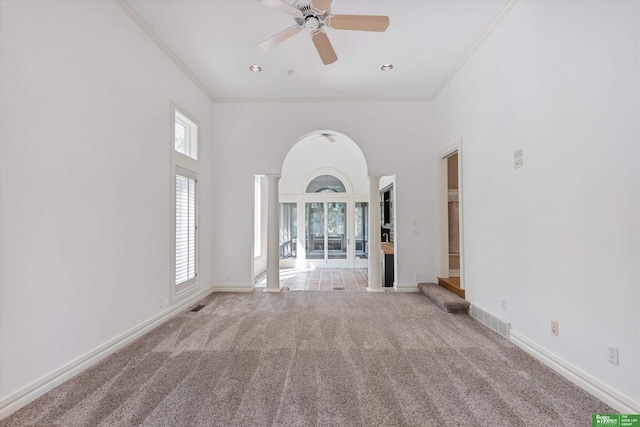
top-left (175, 173), bottom-right (196, 286)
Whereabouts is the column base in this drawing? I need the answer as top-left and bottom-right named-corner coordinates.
top-left (366, 287), bottom-right (385, 293)
top-left (263, 287), bottom-right (282, 293)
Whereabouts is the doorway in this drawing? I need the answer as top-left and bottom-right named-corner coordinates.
top-left (305, 200), bottom-right (348, 266)
top-left (438, 145), bottom-right (465, 296)
top-left (278, 132), bottom-right (369, 271)
top-left (447, 153), bottom-right (460, 277)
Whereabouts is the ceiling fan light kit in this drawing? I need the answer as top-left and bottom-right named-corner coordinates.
top-left (257, 0), bottom-right (389, 65)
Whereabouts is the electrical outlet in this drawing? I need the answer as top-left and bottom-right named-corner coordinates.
top-left (551, 321), bottom-right (559, 336)
top-left (502, 299), bottom-right (507, 310)
top-left (158, 297), bottom-right (164, 309)
top-left (514, 159), bottom-right (523, 169)
top-left (607, 344), bottom-right (619, 365)
top-left (226, 274), bottom-right (234, 282)
top-left (415, 274), bottom-right (420, 282)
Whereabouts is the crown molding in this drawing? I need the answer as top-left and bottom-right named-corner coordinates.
top-left (213, 96), bottom-right (434, 103)
top-left (430, 0), bottom-right (519, 101)
top-left (115, 0), bottom-right (217, 103)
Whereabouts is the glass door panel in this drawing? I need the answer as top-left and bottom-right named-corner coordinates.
top-left (305, 202), bottom-right (324, 259)
top-left (279, 203), bottom-right (297, 259)
top-left (355, 202), bottom-right (368, 259)
top-left (327, 202), bottom-right (347, 260)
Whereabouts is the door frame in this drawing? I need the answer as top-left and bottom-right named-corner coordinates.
top-left (438, 140), bottom-right (465, 290)
top-left (279, 168), bottom-right (368, 269)
top-left (353, 196), bottom-right (369, 268)
top-left (302, 196), bottom-right (351, 268)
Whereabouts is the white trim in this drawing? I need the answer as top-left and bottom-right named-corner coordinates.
top-left (437, 148), bottom-right (452, 279)
top-left (211, 283), bottom-right (255, 292)
top-left (0, 285), bottom-right (217, 420)
top-left (509, 330), bottom-right (640, 414)
top-left (394, 283), bottom-right (420, 292)
top-left (214, 96), bottom-right (435, 103)
top-left (457, 144), bottom-right (466, 290)
top-left (115, 0), bottom-right (216, 102)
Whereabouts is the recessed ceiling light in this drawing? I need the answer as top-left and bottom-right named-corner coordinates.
top-left (381, 64), bottom-right (394, 71)
top-left (249, 65), bottom-right (262, 72)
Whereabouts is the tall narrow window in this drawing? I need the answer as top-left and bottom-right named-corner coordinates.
top-left (171, 103), bottom-right (199, 297)
top-left (175, 169), bottom-right (196, 286)
top-left (254, 176), bottom-right (261, 257)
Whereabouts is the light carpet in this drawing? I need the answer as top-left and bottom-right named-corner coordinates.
top-left (1, 291), bottom-right (613, 426)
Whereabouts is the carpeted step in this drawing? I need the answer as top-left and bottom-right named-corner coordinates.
top-left (418, 282), bottom-right (470, 314)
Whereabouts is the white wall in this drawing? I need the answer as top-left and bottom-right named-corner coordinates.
top-left (0, 0), bottom-right (214, 402)
top-left (280, 134), bottom-right (368, 196)
top-left (433, 0), bottom-right (640, 407)
top-left (211, 101), bottom-right (438, 288)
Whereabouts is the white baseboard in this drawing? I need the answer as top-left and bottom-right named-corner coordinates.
top-left (211, 283), bottom-right (254, 292)
top-left (0, 284), bottom-right (217, 421)
top-left (509, 330), bottom-right (640, 414)
top-left (394, 283), bottom-right (420, 292)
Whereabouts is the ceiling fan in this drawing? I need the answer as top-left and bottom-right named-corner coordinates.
top-left (256, 0), bottom-right (390, 65)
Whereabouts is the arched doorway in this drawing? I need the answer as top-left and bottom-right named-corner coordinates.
top-left (280, 132), bottom-right (369, 269)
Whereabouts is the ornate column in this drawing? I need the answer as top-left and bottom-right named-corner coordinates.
top-left (265, 175), bottom-right (281, 292)
top-left (367, 175), bottom-right (384, 292)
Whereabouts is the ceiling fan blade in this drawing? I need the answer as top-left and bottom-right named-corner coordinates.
top-left (259, 0), bottom-right (303, 18)
top-left (311, 0), bottom-right (332, 14)
top-left (325, 14), bottom-right (390, 32)
top-left (311, 29), bottom-right (338, 65)
top-left (256, 25), bottom-right (303, 50)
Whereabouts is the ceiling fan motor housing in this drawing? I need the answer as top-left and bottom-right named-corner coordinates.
top-left (294, 0), bottom-right (330, 28)
top-left (304, 17), bottom-right (320, 30)
top-left (257, 0), bottom-right (390, 66)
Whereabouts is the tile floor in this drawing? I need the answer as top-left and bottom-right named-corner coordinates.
top-left (255, 268), bottom-right (369, 291)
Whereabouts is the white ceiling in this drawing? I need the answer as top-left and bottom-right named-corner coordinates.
top-left (125, 0), bottom-right (511, 101)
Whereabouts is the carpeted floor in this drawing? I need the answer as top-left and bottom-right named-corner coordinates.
top-left (1, 291), bottom-right (614, 426)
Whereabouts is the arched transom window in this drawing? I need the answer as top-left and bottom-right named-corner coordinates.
top-left (305, 175), bottom-right (346, 193)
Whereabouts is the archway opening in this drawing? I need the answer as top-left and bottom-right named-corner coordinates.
top-left (279, 131), bottom-right (368, 270)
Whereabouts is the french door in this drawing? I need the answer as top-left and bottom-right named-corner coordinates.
top-left (305, 201), bottom-right (349, 267)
